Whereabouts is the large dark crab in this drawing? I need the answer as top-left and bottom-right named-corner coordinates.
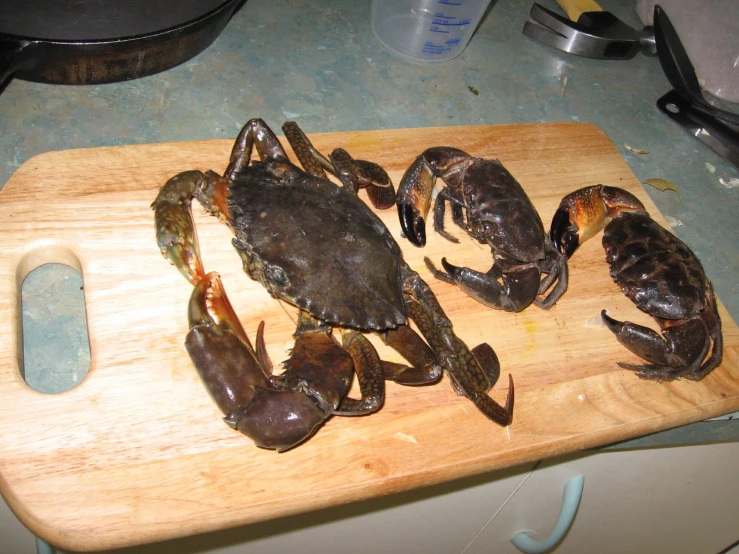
top-left (396, 147), bottom-right (568, 312)
top-left (550, 184), bottom-right (722, 381)
top-left (152, 119), bottom-right (513, 451)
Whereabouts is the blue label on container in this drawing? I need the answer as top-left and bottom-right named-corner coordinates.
top-left (423, 41), bottom-right (452, 54)
top-left (431, 17), bottom-right (470, 26)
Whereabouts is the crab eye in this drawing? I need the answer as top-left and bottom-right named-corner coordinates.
top-left (266, 265), bottom-right (289, 286)
top-left (482, 223), bottom-right (494, 236)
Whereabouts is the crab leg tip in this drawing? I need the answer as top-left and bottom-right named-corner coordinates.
top-left (440, 257), bottom-right (459, 276)
top-left (506, 373), bottom-right (515, 420)
top-left (600, 310), bottom-right (622, 333)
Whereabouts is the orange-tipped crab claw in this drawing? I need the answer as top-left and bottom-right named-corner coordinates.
top-left (185, 273), bottom-right (271, 418)
top-left (550, 184), bottom-right (647, 258)
top-left (188, 272), bottom-right (253, 349)
top-left (396, 152), bottom-right (441, 247)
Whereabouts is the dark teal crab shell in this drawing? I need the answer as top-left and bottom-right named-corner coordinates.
top-left (228, 159), bottom-right (407, 331)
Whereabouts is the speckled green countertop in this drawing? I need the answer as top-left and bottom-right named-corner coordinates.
top-left (2, 0), bottom-right (738, 444)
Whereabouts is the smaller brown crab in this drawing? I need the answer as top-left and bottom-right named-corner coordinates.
top-left (550, 185), bottom-right (722, 381)
top-left (396, 147), bottom-right (567, 312)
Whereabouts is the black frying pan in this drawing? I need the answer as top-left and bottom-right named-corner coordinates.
top-left (0, 0), bottom-right (245, 89)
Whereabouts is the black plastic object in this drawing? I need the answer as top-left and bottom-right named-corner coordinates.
top-left (653, 5), bottom-right (739, 127)
top-left (657, 90), bottom-right (739, 169)
top-left (653, 4), bottom-right (739, 168)
top-left (0, 0), bottom-right (244, 89)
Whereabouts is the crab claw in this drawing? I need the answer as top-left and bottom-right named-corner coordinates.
top-left (601, 309), bottom-right (719, 382)
top-left (549, 205), bottom-right (582, 259)
top-left (185, 273), bottom-right (271, 416)
top-left (188, 272), bottom-right (251, 348)
top-left (225, 388), bottom-right (329, 452)
top-left (550, 185), bottom-right (648, 258)
top-left (227, 313), bottom-right (359, 452)
top-left (397, 147), bottom-right (474, 247)
top-left (186, 276), bottom-right (331, 452)
top-left (398, 202), bottom-right (426, 246)
top-left (396, 155), bottom-right (437, 247)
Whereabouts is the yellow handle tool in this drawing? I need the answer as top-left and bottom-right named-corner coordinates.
top-left (523, 1), bottom-right (657, 60)
top-left (556, 0), bottom-right (603, 21)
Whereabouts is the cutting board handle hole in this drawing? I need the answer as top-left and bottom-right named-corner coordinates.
top-left (18, 248), bottom-right (90, 393)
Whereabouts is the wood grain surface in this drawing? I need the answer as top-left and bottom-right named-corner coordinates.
top-left (0, 123), bottom-right (737, 551)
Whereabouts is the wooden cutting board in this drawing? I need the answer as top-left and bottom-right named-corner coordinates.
top-left (1, 123), bottom-right (737, 552)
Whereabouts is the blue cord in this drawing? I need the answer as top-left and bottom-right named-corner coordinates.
top-left (511, 475), bottom-right (585, 554)
top-left (35, 536), bottom-right (55, 554)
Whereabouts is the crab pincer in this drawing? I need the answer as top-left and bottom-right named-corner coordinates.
top-left (185, 272), bottom-right (270, 415)
top-left (185, 274), bottom-right (320, 452)
top-left (185, 274), bottom-right (388, 452)
top-left (550, 185), bottom-right (722, 381)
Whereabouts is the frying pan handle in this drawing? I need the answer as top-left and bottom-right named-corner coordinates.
top-left (0, 38), bottom-right (31, 88)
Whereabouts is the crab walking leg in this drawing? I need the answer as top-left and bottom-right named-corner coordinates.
top-left (379, 324), bottom-right (444, 386)
top-left (281, 120), bottom-right (396, 210)
top-left (336, 330), bottom-right (386, 414)
top-left (601, 311), bottom-right (711, 381)
top-left (433, 191), bottom-right (465, 243)
top-left (688, 285), bottom-right (723, 380)
top-left (281, 121), bottom-right (332, 178)
top-left (469, 342), bottom-right (502, 387)
top-left (224, 118), bottom-right (291, 180)
top-left (534, 243), bottom-right (569, 309)
top-left (401, 265), bottom-right (492, 390)
top-left (401, 264), bottom-right (514, 426)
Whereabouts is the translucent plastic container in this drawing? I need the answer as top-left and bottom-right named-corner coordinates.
top-left (371, 0), bottom-right (492, 62)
